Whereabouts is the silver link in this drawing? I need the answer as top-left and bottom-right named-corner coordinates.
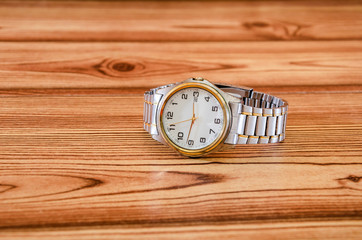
top-left (274, 108), bottom-right (283, 135)
top-left (149, 93), bottom-right (154, 126)
top-left (274, 107), bottom-right (281, 116)
top-left (143, 93), bottom-right (147, 128)
top-left (152, 94), bottom-right (162, 125)
top-left (253, 92), bottom-right (264, 108)
top-left (256, 117), bottom-right (267, 136)
top-left (240, 105), bottom-right (253, 135)
top-left (247, 136), bottom-right (259, 144)
top-left (150, 93), bottom-right (161, 135)
top-left (147, 94), bottom-right (151, 126)
top-left (245, 115), bottom-right (257, 136)
top-left (144, 95), bottom-right (149, 131)
top-left (284, 113), bottom-right (288, 133)
top-left (276, 115), bottom-right (284, 135)
top-left (263, 108), bottom-right (273, 117)
top-left (225, 134), bottom-right (238, 145)
top-left (259, 136), bottom-right (270, 144)
top-left (242, 105), bottom-right (253, 114)
top-left (266, 116), bottom-right (277, 136)
top-left (150, 124), bottom-right (158, 135)
top-left (230, 102), bottom-right (242, 115)
top-left (237, 135), bottom-right (248, 144)
top-left (263, 108), bottom-right (274, 137)
top-left (270, 136), bottom-right (278, 143)
top-left (279, 133), bottom-right (284, 142)
top-left (143, 91), bottom-right (162, 135)
top-left (243, 105), bottom-right (256, 135)
top-left (254, 108), bottom-right (266, 136)
top-left (224, 102), bottom-right (241, 144)
top-left (272, 97), bottom-right (279, 107)
top-left (281, 113), bottom-right (288, 141)
top-left (237, 115), bottom-right (246, 135)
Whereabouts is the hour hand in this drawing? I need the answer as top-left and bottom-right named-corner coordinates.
top-left (170, 118), bottom-right (193, 125)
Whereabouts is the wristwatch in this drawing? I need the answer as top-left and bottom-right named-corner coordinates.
top-left (143, 77), bottom-right (288, 157)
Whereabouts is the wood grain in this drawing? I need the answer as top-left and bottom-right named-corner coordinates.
top-left (0, 0), bottom-right (362, 239)
top-left (0, 41), bottom-right (361, 91)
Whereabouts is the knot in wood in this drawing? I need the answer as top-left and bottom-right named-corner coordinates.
top-left (112, 62), bottom-right (135, 72)
top-left (346, 175), bottom-right (362, 183)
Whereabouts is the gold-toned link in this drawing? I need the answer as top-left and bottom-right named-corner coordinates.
top-left (241, 112), bottom-right (252, 116)
top-left (249, 136), bottom-right (259, 139)
top-left (238, 134), bottom-right (248, 138)
top-left (144, 100), bottom-right (158, 105)
top-left (144, 122), bottom-right (156, 126)
top-left (263, 114), bottom-right (273, 117)
top-left (260, 136), bottom-right (269, 139)
top-left (274, 113), bottom-right (282, 117)
top-left (252, 113), bottom-right (262, 116)
top-left (271, 135), bottom-right (278, 138)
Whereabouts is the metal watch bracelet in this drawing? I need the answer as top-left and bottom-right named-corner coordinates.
top-left (144, 82), bottom-right (288, 145)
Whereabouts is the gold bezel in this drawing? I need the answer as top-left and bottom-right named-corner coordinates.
top-left (159, 82), bottom-right (230, 157)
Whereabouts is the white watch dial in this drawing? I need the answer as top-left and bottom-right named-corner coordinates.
top-left (162, 87), bottom-right (225, 150)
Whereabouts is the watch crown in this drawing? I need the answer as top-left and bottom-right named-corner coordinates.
top-left (193, 77), bottom-right (204, 81)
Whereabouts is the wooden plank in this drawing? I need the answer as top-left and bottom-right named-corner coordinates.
top-left (0, 41), bottom-right (361, 90)
top-left (0, 161), bottom-right (361, 228)
top-left (0, 92), bottom-right (362, 161)
top-left (0, 92), bottom-right (361, 233)
top-left (1, 222), bottom-right (362, 240)
top-left (0, 1), bottom-right (361, 42)
top-left (1, 84), bottom-right (362, 96)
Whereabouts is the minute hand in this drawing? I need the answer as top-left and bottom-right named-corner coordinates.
top-left (186, 101), bottom-right (197, 142)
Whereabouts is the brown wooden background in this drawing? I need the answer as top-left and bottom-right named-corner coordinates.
top-left (0, 1), bottom-right (362, 239)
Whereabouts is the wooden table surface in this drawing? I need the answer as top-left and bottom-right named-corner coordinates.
top-left (0, 1), bottom-right (362, 239)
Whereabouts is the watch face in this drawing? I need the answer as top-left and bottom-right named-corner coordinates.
top-left (161, 86), bottom-right (226, 151)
